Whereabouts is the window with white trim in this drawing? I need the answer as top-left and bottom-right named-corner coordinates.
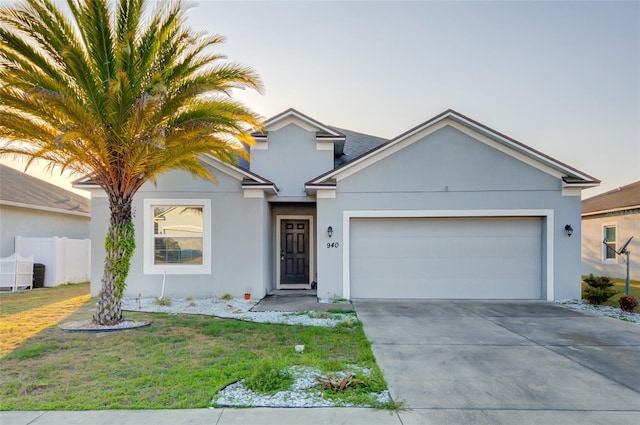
top-left (144, 199), bottom-right (211, 274)
top-left (604, 225), bottom-right (617, 261)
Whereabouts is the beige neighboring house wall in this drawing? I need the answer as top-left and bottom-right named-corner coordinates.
top-left (0, 165), bottom-right (91, 257)
top-left (582, 180), bottom-right (640, 281)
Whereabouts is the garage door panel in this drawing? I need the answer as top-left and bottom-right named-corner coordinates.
top-left (355, 240), bottom-right (539, 260)
top-left (350, 217), bottom-right (542, 299)
top-left (356, 277), bottom-right (541, 299)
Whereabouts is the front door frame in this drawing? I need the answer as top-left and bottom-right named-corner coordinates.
top-left (276, 215), bottom-right (314, 289)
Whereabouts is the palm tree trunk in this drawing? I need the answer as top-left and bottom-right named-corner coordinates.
top-left (93, 197), bottom-right (135, 325)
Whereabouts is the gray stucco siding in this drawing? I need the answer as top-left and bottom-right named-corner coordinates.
top-left (0, 205), bottom-right (90, 257)
top-left (138, 163), bottom-right (242, 193)
top-left (337, 126), bottom-right (561, 194)
top-left (90, 168), bottom-right (269, 298)
top-left (251, 124), bottom-right (334, 199)
top-left (89, 196), bottom-right (110, 296)
top-left (315, 126), bottom-right (582, 301)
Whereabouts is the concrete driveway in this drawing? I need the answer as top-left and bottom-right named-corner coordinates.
top-left (354, 300), bottom-right (640, 424)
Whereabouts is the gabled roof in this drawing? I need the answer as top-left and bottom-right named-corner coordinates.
top-left (582, 180), bottom-right (640, 216)
top-left (307, 109), bottom-right (600, 188)
top-left (0, 164), bottom-right (91, 216)
top-left (251, 108), bottom-right (346, 140)
top-left (247, 109), bottom-right (385, 167)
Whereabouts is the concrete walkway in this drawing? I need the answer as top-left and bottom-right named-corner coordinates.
top-left (354, 299), bottom-right (640, 424)
top-left (0, 408), bottom-right (403, 425)
top-left (251, 291), bottom-right (354, 312)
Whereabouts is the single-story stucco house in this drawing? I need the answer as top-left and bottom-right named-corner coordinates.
top-left (581, 180), bottom-right (639, 281)
top-left (0, 164), bottom-right (91, 258)
top-left (0, 164), bottom-right (92, 289)
top-left (75, 109), bottom-right (599, 301)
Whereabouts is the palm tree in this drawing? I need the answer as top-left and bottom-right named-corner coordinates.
top-left (0, 0), bottom-right (263, 325)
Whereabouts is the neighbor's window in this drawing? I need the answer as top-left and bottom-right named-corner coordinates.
top-left (604, 225), bottom-right (617, 260)
top-left (144, 199), bottom-right (211, 274)
top-left (154, 206), bottom-right (203, 265)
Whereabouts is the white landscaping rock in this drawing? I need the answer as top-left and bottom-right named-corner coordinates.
top-left (211, 366), bottom-right (391, 408)
top-left (121, 296), bottom-right (356, 327)
top-left (557, 299), bottom-right (640, 324)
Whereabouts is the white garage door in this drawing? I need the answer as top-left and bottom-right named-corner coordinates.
top-left (350, 217), bottom-right (542, 299)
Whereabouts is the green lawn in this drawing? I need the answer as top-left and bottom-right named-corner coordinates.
top-left (0, 285), bottom-right (389, 410)
top-left (0, 283), bottom-right (90, 316)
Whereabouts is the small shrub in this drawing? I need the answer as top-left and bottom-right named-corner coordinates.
top-left (221, 293), bottom-right (232, 301)
top-left (188, 301), bottom-right (196, 307)
top-left (185, 295), bottom-right (193, 301)
top-left (244, 361), bottom-right (293, 394)
top-left (583, 274), bottom-right (617, 305)
top-left (619, 295), bottom-right (639, 312)
top-left (154, 296), bottom-right (171, 306)
top-left (338, 316), bottom-right (359, 328)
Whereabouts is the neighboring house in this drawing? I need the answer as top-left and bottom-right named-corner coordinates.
top-left (0, 164), bottom-right (91, 257)
top-left (75, 109), bottom-right (598, 301)
top-left (582, 180), bottom-right (639, 281)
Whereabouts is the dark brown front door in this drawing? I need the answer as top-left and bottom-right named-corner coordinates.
top-left (280, 219), bottom-right (309, 285)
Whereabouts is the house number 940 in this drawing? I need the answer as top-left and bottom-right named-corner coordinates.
top-left (327, 242), bottom-right (340, 248)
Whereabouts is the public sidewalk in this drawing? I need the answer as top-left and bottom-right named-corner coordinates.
top-left (1, 408), bottom-right (404, 425)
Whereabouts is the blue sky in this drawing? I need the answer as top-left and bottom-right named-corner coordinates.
top-left (2, 0), bottom-right (638, 198)
top-left (188, 0), bottom-right (640, 198)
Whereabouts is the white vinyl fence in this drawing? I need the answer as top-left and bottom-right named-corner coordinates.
top-left (15, 236), bottom-right (91, 287)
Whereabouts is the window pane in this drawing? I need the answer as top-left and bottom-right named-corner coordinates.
top-left (605, 243), bottom-right (617, 259)
top-left (605, 226), bottom-right (616, 242)
top-left (154, 237), bottom-right (203, 265)
top-left (604, 226), bottom-right (616, 259)
top-left (154, 206), bottom-right (203, 236)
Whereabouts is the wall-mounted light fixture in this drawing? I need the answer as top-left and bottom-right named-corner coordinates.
top-left (564, 224), bottom-right (574, 237)
top-left (327, 226), bottom-right (333, 238)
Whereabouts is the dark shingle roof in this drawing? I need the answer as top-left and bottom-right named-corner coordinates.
top-left (331, 127), bottom-right (388, 167)
top-left (0, 164), bottom-right (91, 215)
top-left (582, 180), bottom-right (640, 215)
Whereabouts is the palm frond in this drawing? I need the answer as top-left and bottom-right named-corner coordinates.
top-left (0, 0), bottom-right (262, 198)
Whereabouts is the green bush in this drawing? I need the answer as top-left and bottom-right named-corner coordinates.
top-left (619, 295), bottom-right (639, 312)
top-left (583, 274), bottom-right (617, 305)
top-left (244, 361), bottom-right (293, 394)
top-left (154, 296), bottom-right (171, 306)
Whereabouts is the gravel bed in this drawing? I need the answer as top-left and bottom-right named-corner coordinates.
top-left (121, 296), bottom-right (356, 327)
top-left (557, 299), bottom-right (640, 324)
top-left (212, 365), bottom-right (391, 408)
top-left (59, 319), bottom-right (151, 331)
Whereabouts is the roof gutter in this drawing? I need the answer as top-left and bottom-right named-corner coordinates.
top-left (0, 200), bottom-right (91, 217)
